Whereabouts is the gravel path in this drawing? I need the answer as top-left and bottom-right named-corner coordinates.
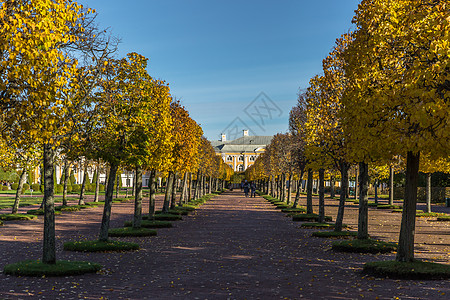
top-left (0, 190), bottom-right (449, 299)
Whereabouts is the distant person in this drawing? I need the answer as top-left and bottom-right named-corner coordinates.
top-left (250, 181), bottom-right (256, 197)
top-left (243, 180), bottom-right (249, 197)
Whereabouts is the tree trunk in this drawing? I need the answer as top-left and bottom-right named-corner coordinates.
top-left (208, 176), bottom-right (212, 194)
top-left (389, 165), bottom-right (394, 206)
top-left (179, 172), bottom-right (188, 205)
top-left (374, 179), bottom-right (378, 204)
top-left (62, 160), bottom-right (70, 206)
top-left (334, 161), bottom-right (349, 232)
top-left (396, 151), bottom-right (420, 262)
top-left (170, 172), bottom-right (177, 209)
top-left (354, 165), bottom-right (359, 200)
top-left (306, 168), bottom-right (313, 214)
top-left (292, 179), bottom-right (301, 208)
top-left (148, 169), bottom-right (156, 219)
top-left (115, 171), bottom-right (120, 199)
top-left (94, 161), bottom-right (100, 202)
top-left (133, 166), bottom-right (143, 229)
top-left (358, 162), bottom-right (369, 240)
top-left (162, 172), bottom-right (174, 213)
top-left (98, 162), bottom-right (119, 242)
top-left (287, 173), bottom-right (292, 205)
top-left (426, 173), bottom-right (431, 213)
top-left (188, 172), bottom-right (192, 202)
top-left (78, 160), bottom-right (88, 205)
top-left (12, 168), bottom-right (27, 214)
top-left (318, 168), bottom-right (325, 223)
top-left (42, 143), bottom-right (56, 264)
top-left (330, 175), bottom-right (335, 198)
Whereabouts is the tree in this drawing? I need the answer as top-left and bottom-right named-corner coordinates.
top-left (0, 0), bottom-right (112, 264)
top-left (343, 0), bottom-right (450, 262)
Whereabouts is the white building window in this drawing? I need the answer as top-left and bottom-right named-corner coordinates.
top-left (238, 155), bottom-right (244, 162)
top-left (249, 155), bottom-right (256, 162)
top-left (237, 164), bottom-right (244, 172)
top-left (226, 155), bottom-right (233, 162)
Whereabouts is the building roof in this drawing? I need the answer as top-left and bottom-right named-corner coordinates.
top-left (211, 135), bottom-right (272, 154)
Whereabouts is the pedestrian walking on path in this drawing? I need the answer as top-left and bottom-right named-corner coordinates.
top-left (243, 180), bottom-right (249, 197)
top-left (250, 181), bottom-right (256, 197)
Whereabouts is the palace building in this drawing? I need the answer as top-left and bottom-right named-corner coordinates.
top-left (211, 130), bottom-right (272, 172)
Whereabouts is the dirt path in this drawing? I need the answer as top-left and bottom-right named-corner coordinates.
top-left (0, 190), bottom-right (449, 299)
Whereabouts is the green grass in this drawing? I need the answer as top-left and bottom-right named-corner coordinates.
top-left (0, 197), bottom-right (50, 209)
top-left (292, 214), bottom-right (332, 222)
top-left (108, 227), bottom-right (157, 237)
top-left (416, 212), bottom-right (447, 217)
top-left (55, 205), bottom-right (85, 212)
top-left (437, 215), bottom-right (450, 221)
top-left (27, 209), bottom-right (61, 215)
top-left (180, 204), bottom-right (196, 211)
top-left (3, 260), bottom-right (102, 277)
top-left (363, 260), bottom-right (450, 280)
top-left (391, 209), bottom-right (423, 213)
top-left (155, 209), bottom-right (188, 216)
top-left (275, 204), bottom-right (290, 209)
top-left (377, 204), bottom-right (402, 209)
top-left (301, 222), bottom-right (346, 229)
top-left (154, 213), bottom-right (183, 221)
top-left (312, 231), bottom-right (358, 238)
top-left (124, 219), bottom-right (173, 228)
top-left (0, 213), bottom-right (37, 221)
top-left (285, 212), bottom-right (306, 217)
top-left (281, 207), bottom-right (307, 213)
top-left (63, 240), bottom-right (139, 252)
top-left (83, 202), bottom-right (102, 207)
top-left (332, 238), bottom-right (397, 254)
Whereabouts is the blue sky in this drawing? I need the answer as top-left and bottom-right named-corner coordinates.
top-left (79, 0), bottom-right (360, 141)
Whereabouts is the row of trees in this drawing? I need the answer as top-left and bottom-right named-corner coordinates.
top-left (0, 0), bottom-right (232, 265)
top-left (247, 0), bottom-right (449, 263)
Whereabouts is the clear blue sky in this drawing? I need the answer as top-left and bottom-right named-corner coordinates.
top-left (79, 0), bottom-right (360, 141)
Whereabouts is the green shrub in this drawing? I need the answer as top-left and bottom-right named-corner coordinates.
top-left (11, 183), bottom-right (18, 190)
top-left (1, 186), bottom-right (8, 191)
top-left (363, 260), bottom-right (450, 280)
top-left (64, 240), bottom-right (139, 252)
top-left (55, 184), bottom-right (63, 194)
top-left (0, 220), bottom-right (3, 225)
top-left (3, 260), bottom-right (102, 277)
top-left (31, 183), bottom-right (40, 191)
top-left (86, 183), bottom-right (95, 192)
top-left (66, 184), bottom-right (73, 193)
top-left (72, 184), bottom-right (81, 193)
top-left (23, 183), bottom-right (30, 190)
top-left (332, 239), bottom-right (397, 254)
top-left (99, 184), bottom-right (105, 192)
